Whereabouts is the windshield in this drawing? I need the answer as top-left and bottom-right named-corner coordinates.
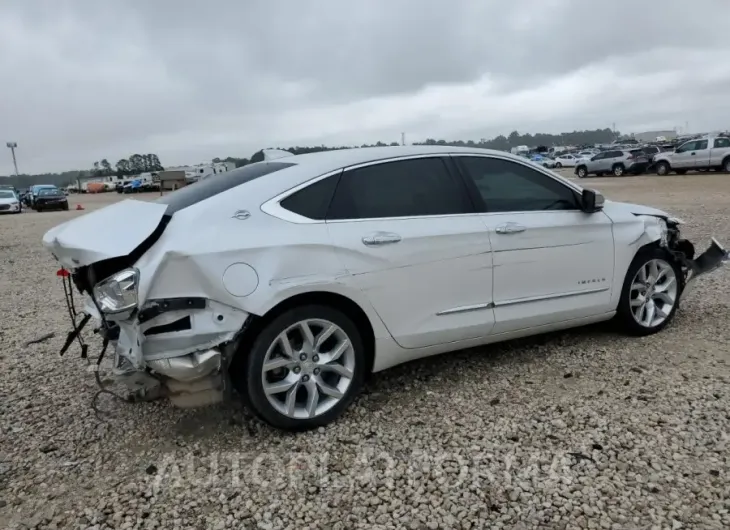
top-left (0, 190), bottom-right (16, 199)
top-left (38, 188), bottom-right (62, 196)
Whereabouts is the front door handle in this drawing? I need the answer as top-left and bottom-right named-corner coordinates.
top-left (691, 152), bottom-right (696, 156)
top-left (495, 222), bottom-right (527, 234)
top-left (362, 232), bottom-right (402, 246)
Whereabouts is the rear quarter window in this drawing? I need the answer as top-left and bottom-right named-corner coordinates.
top-left (155, 161), bottom-right (295, 214)
top-left (280, 173), bottom-right (341, 220)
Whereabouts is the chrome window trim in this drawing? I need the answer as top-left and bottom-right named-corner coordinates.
top-left (261, 151), bottom-right (590, 224)
top-left (261, 153), bottom-right (470, 224)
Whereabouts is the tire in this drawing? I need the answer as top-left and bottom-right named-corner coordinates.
top-left (576, 166), bottom-right (588, 178)
top-left (555, 162), bottom-right (562, 168)
top-left (36, 207), bottom-right (42, 212)
top-left (62, 204), bottom-right (69, 211)
top-left (723, 157), bottom-right (730, 173)
top-left (655, 162), bottom-right (670, 176)
top-left (235, 304), bottom-right (366, 430)
top-left (616, 247), bottom-right (682, 336)
top-left (612, 164), bottom-right (625, 177)
top-left (675, 169), bottom-right (687, 175)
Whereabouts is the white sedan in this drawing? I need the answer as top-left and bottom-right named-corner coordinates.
top-left (0, 189), bottom-right (21, 213)
top-left (42, 146), bottom-right (728, 430)
top-left (553, 154), bottom-right (580, 168)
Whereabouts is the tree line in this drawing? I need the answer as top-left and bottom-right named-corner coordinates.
top-left (91, 153), bottom-right (164, 177)
top-left (0, 128), bottom-right (620, 187)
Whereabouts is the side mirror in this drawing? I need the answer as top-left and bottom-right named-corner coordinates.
top-left (581, 189), bottom-right (604, 213)
top-left (590, 155), bottom-right (598, 161)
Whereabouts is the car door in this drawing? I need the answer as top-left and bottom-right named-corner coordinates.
top-left (325, 156), bottom-right (495, 349)
top-left (690, 139), bottom-right (710, 168)
top-left (711, 137), bottom-right (730, 166)
top-left (672, 141), bottom-right (698, 169)
top-left (600, 152), bottom-right (617, 172)
top-left (452, 154), bottom-right (615, 335)
top-left (585, 152), bottom-right (604, 173)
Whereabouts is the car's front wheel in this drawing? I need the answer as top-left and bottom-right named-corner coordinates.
top-left (655, 162), bottom-right (670, 176)
top-left (236, 305), bottom-right (366, 430)
top-left (616, 247), bottom-right (682, 336)
top-left (576, 166), bottom-right (588, 178)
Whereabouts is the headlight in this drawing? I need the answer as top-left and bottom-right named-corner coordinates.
top-left (93, 268), bottom-right (139, 314)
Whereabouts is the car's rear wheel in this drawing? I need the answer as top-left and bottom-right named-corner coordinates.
top-left (576, 166), bottom-right (588, 178)
top-left (616, 247), bottom-right (682, 336)
top-left (236, 305), bottom-right (366, 430)
top-left (555, 162), bottom-right (562, 168)
top-left (723, 157), bottom-right (730, 173)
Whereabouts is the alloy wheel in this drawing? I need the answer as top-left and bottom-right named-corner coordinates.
top-left (630, 258), bottom-right (678, 328)
top-left (261, 319), bottom-right (355, 419)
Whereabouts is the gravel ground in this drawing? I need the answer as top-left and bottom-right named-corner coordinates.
top-left (1, 175), bottom-right (729, 530)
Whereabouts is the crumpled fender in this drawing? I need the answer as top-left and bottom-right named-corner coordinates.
top-left (626, 214), bottom-right (668, 249)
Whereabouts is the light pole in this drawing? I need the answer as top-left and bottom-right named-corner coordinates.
top-left (6, 142), bottom-right (19, 177)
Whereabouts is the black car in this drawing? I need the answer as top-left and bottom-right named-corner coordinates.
top-left (34, 188), bottom-right (69, 212)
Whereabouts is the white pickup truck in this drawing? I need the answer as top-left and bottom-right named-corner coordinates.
top-left (653, 135), bottom-right (730, 175)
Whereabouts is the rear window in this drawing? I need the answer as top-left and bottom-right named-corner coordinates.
top-left (155, 161), bottom-right (295, 214)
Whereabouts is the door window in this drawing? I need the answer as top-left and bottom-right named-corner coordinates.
top-left (695, 140), bottom-right (708, 150)
top-left (676, 141), bottom-right (697, 153)
top-left (457, 156), bottom-right (579, 213)
top-left (714, 137), bottom-right (730, 148)
top-left (326, 157), bottom-right (472, 220)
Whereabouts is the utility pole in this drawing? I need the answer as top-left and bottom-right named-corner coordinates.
top-left (5, 142), bottom-right (19, 176)
top-left (401, 132), bottom-right (405, 146)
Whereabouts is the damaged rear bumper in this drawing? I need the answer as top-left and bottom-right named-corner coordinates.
top-left (83, 296), bottom-right (250, 408)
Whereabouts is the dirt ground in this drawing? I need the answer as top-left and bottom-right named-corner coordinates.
top-left (1, 172), bottom-right (729, 529)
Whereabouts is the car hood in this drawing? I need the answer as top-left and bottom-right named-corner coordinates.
top-left (42, 199), bottom-right (168, 268)
top-left (603, 200), bottom-right (671, 219)
top-left (0, 197), bottom-right (18, 204)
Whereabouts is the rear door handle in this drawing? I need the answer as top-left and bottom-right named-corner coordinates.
top-left (362, 232), bottom-right (402, 246)
top-left (495, 222), bottom-right (526, 234)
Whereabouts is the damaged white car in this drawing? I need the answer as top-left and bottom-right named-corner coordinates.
top-left (43, 146), bottom-right (728, 430)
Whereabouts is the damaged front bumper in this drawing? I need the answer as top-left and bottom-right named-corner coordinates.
top-left (677, 237), bottom-right (729, 297)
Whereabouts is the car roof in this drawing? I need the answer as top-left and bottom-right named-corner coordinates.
top-left (278, 145), bottom-right (531, 174)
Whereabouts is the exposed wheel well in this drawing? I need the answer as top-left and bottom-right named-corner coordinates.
top-left (722, 155), bottom-right (730, 169)
top-left (232, 291), bottom-right (376, 375)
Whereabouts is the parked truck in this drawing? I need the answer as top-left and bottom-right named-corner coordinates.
top-left (653, 135), bottom-right (730, 175)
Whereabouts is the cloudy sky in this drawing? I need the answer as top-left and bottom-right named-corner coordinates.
top-left (1, 0), bottom-right (730, 175)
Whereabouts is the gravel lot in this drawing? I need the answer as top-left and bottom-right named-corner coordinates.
top-left (1, 174), bottom-right (729, 530)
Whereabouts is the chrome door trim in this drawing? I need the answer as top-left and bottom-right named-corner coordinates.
top-left (494, 286), bottom-right (609, 308)
top-left (436, 302), bottom-right (494, 316)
